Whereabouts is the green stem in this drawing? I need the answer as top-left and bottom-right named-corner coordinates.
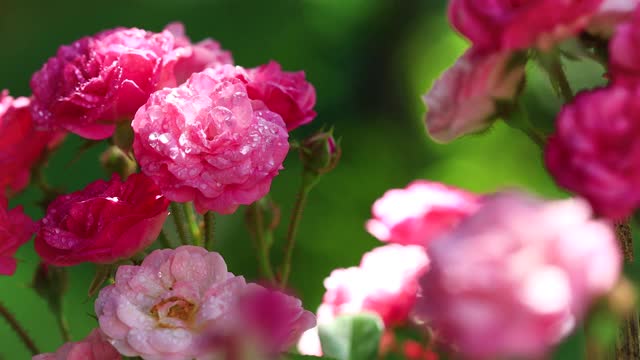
top-left (183, 202), bottom-right (202, 246)
top-left (54, 308), bottom-right (71, 342)
top-left (280, 182), bottom-right (311, 287)
top-left (613, 220), bottom-right (640, 359)
top-left (545, 54), bottom-right (574, 103)
top-left (204, 212), bottom-right (216, 250)
top-left (250, 204), bottom-right (276, 283)
top-left (170, 203), bottom-right (192, 246)
top-left (0, 301), bottom-right (40, 355)
top-left (158, 229), bottom-right (179, 249)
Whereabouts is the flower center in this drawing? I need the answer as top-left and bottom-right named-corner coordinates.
top-left (150, 296), bottom-right (197, 328)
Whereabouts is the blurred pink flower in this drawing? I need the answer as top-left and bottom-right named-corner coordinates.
top-left (164, 22), bottom-right (234, 84)
top-left (96, 246), bottom-right (244, 359)
top-left (449, 0), bottom-right (603, 51)
top-left (0, 91), bottom-right (61, 195)
top-left (414, 192), bottom-right (621, 360)
top-left (545, 86), bottom-right (640, 220)
top-left (246, 61), bottom-right (317, 131)
top-left (32, 329), bottom-right (121, 360)
top-left (0, 197), bottom-right (36, 275)
top-left (132, 66), bottom-right (289, 214)
top-left (610, 8), bottom-right (640, 84)
top-left (588, 0), bottom-right (639, 35)
top-left (366, 181), bottom-right (479, 246)
top-left (423, 49), bottom-right (525, 143)
top-left (35, 173), bottom-right (169, 266)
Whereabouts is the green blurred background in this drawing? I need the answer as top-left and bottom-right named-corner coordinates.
top-left (0, 0), bottom-right (611, 358)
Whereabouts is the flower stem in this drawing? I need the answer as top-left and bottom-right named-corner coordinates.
top-left (170, 202), bottom-right (192, 246)
top-left (249, 204), bottom-right (276, 283)
top-left (183, 202), bottom-right (202, 246)
top-left (204, 211), bottom-right (216, 250)
top-left (280, 180), bottom-right (311, 287)
top-left (544, 53), bottom-right (574, 103)
top-left (613, 220), bottom-right (640, 359)
top-left (0, 301), bottom-right (40, 355)
top-left (158, 229), bottom-right (180, 249)
top-left (54, 308), bottom-right (71, 342)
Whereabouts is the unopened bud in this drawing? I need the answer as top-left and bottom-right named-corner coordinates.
top-left (300, 130), bottom-right (341, 175)
top-left (100, 146), bottom-right (137, 179)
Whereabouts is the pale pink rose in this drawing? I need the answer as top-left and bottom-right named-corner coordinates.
top-left (0, 197), bottom-right (36, 275)
top-left (414, 192), bottom-right (621, 360)
top-left (366, 181), bottom-right (479, 246)
top-left (35, 173), bottom-right (169, 266)
top-left (588, 0), bottom-right (639, 36)
top-left (132, 66), bottom-right (289, 214)
top-left (32, 329), bottom-right (120, 360)
top-left (0, 91), bottom-right (62, 195)
top-left (164, 22), bottom-right (234, 84)
top-left (449, 0), bottom-right (604, 51)
top-left (545, 86), bottom-right (640, 220)
top-left (246, 61), bottom-right (317, 131)
top-left (423, 49), bottom-right (525, 143)
top-left (610, 8), bottom-right (640, 84)
top-left (95, 246), bottom-right (248, 360)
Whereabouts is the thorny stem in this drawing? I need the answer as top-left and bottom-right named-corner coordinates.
top-left (0, 301), bottom-right (40, 355)
top-left (204, 211), bottom-right (216, 251)
top-left (249, 204), bottom-right (276, 283)
top-left (170, 203), bottom-right (192, 246)
top-left (280, 181), bottom-right (311, 288)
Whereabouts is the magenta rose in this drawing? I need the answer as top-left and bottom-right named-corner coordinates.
top-left (545, 86), bottom-right (640, 220)
top-left (246, 61), bottom-right (317, 131)
top-left (132, 65), bottom-right (289, 214)
top-left (449, 0), bottom-right (603, 51)
top-left (32, 329), bottom-right (121, 360)
top-left (0, 91), bottom-right (62, 195)
top-left (0, 197), bottom-right (36, 275)
top-left (366, 181), bottom-right (480, 246)
top-left (414, 192), bottom-right (620, 359)
top-left (30, 24), bottom-right (229, 140)
top-left (610, 8), bottom-right (640, 84)
top-left (34, 173), bottom-right (169, 266)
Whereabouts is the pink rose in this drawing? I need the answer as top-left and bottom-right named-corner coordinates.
top-left (449, 0), bottom-right (603, 51)
top-left (610, 8), bottom-right (640, 84)
top-left (95, 246), bottom-right (248, 359)
top-left (545, 86), bottom-right (640, 220)
top-left (132, 65), bottom-right (289, 214)
top-left (0, 91), bottom-right (61, 195)
top-left (588, 0), bottom-right (639, 36)
top-left (246, 61), bottom-right (317, 131)
top-left (423, 49), bottom-right (525, 143)
top-left (164, 22), bottom-right (234, 84)
top-left (34, 173), bottom-right (169, 266)
top-left (32, 329), bottom-right (121, 360)
top-left (414, 192), bottom-right (621, 359)
top-left (30, 25), bottom-right (197, 140)
top-left (366, 181), bottom-right (479, 246)
top-left (0, 197), bottom-right (36, 275)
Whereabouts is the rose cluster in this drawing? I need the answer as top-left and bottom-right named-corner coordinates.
top-left (1, 21), bottom-right (321, 360)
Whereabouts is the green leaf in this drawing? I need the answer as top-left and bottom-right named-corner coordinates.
top-left (318, 313), bottom-right (384, 360)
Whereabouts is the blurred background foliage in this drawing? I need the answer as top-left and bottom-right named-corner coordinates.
top-left (0, 0), bottom-right (624, 358)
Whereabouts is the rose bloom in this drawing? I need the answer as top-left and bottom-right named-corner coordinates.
top-left (32, 329), bottom-right (121, 360)
top-left (423, 49), bottom-right (525, 143)
top-left (0, 91), bottom-right (61, 195)
top-left (588, 0), bottom-right (640, 36)
top-left (414, 192), bottom-right (621, 360)
top-left (246, 61), bottom-right (316, 131)
top-left (545, 86), bottom-right (640, 220)
top-left (0, 197), bottom-right (36, 275)
top-left (610, 8), bottom-right (640, 85)
top-left (96, 246), bottom-right (313, 360)
top-left (34, 173), bottom-right (169, 266)
top-left (366, 181), bottom-right (479, 246)
top-left (449, 0), bottom-right (604, 51)
top-left (298, 244), bottom-right (429, 356)
top-left (132, 65), bottom-right (289, 214)
top-left (31, 24), bottom-right (230, 140)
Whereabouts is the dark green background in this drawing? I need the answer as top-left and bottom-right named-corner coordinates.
top-left (0, 0), bottom-right (609, 358)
